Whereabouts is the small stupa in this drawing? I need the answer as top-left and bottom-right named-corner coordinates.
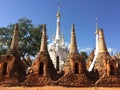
top-left (93, 29), bottom-right (120, 86)
top-left (87, 19), bottom-right (118, 77)
top-left (0, 23), bottom-right (26, 85)
top-left (56, 24), bottom-right (91, 87)
top-left (86, 21), bottom-right (120, 86)
top-left (63, 24), bottom-right (84, 74)
top-left (90, 29), bottom-right (119, 77)
top-left (24, 24), bottom-right (59, 86)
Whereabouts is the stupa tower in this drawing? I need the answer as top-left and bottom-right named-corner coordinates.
top-left (69, 24), bottom-right (78, 54)
top-left (90, 28), bottom-right (111, 77)
top-left (55, 4), bottom-right (61, 40)
top-left (63, 24), bottom-right (83, 74)
top-left (30, 24), bottom-right (57, 77)
top-left (40, 24), bottom-right (47, 52)
top-left (57, 24), bottom-right (90, 87)
top-left (0, 23), bottom-right (26, 82)
top-left (8, 23), bottom-right (20, 55)
top-left (88, 18), bottom-right (99, 72)
top-left (24, 24), bottom-right (58, 86)
top-left (98, 29), bottom-right (109, 53)
top-left (48, 3), bottom-right (68, 71)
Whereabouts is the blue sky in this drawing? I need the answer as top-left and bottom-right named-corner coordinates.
top-left (0, 0), bottom-right (120, 54)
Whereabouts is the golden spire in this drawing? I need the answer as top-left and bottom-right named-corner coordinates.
top-left (69, 24), bottom-right (78, 53)
top-left (10, 23), bottom-right (19, 53)
top-left (95, 17), bottom-right (99, 34)
top-left (98, 29), bottom-right (108, 53)
top-left (40, 24), bottom-right (48, 52)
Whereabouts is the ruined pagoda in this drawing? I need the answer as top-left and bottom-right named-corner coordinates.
top-left (0, 23), bottom-right (26, 85)
top-left (56, 24), bottom-right (91, 87)
top-left (94, 29), bottom-right (120, 86)
top-left (90, 29), bottom-right (117, 77)
top-left (87, 19), bottom-right (115, 77)
top-left (24, 24), bottom-right (59, 86)
top-left (63, 24), bottom-right (84, 74)
top-left (86, 20), bottom-right (120, 86)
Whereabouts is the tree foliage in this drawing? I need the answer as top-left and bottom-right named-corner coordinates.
top-left (0, 26), bottom-right (12, 55)
top-left (0, 17), bottom-right (42, 58)
top-left (80, 51), bottom-right (88, 60)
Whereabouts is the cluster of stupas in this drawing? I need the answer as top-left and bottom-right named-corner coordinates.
top-left (0, 5), bottom-right (120, 87)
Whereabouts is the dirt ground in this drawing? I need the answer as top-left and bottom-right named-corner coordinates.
top-left (0, 86), bottom-right (120, 90)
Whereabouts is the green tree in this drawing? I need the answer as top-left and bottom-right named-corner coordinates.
top-left (80, 51), bottom-right (88, 60)
top-left (0, 17), bottom-right (42, 58)
top-left (0, 27), bottom-right (12, 55)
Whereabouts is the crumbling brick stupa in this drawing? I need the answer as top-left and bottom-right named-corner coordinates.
top-left (95, 36), bottom-right (120, 86)
top-left (55, 24), bottom-right (91, 87)
top-left (86, 28), bottom-right (120, 86)
top-left (0, 23), bottom-right (26, 86)
top-left (23, 24), bottom-right (63, 86)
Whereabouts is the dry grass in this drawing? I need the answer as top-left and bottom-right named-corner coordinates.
top-left (0, 86), bottom-right (120, 90)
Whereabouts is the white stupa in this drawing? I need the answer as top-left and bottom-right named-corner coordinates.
top-left (48, 5), bottom-right (69, 71)
top-left (88, 18), bottom-right (99, 72)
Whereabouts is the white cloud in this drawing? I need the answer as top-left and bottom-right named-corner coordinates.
top-left (79, 47), bottom-right (118, 55)
top-left (108, 48), bottom-right (117, 55)
top-left (79, 47), bottom-right (92, 54)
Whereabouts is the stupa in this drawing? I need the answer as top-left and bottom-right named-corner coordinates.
top-left (56, 24), bottom-right (91, 86)
top-left (24, 24), bottom-right (59, 86)
top-left (48, 5), bottom-right (68, 71)
top-left (0, 23), bottom-right (26, 85)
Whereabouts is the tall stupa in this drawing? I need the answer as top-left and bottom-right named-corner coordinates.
top-left (48, 4), bottom-right (68, 71)
top-left (88, 19), bottom-right (112, 77)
